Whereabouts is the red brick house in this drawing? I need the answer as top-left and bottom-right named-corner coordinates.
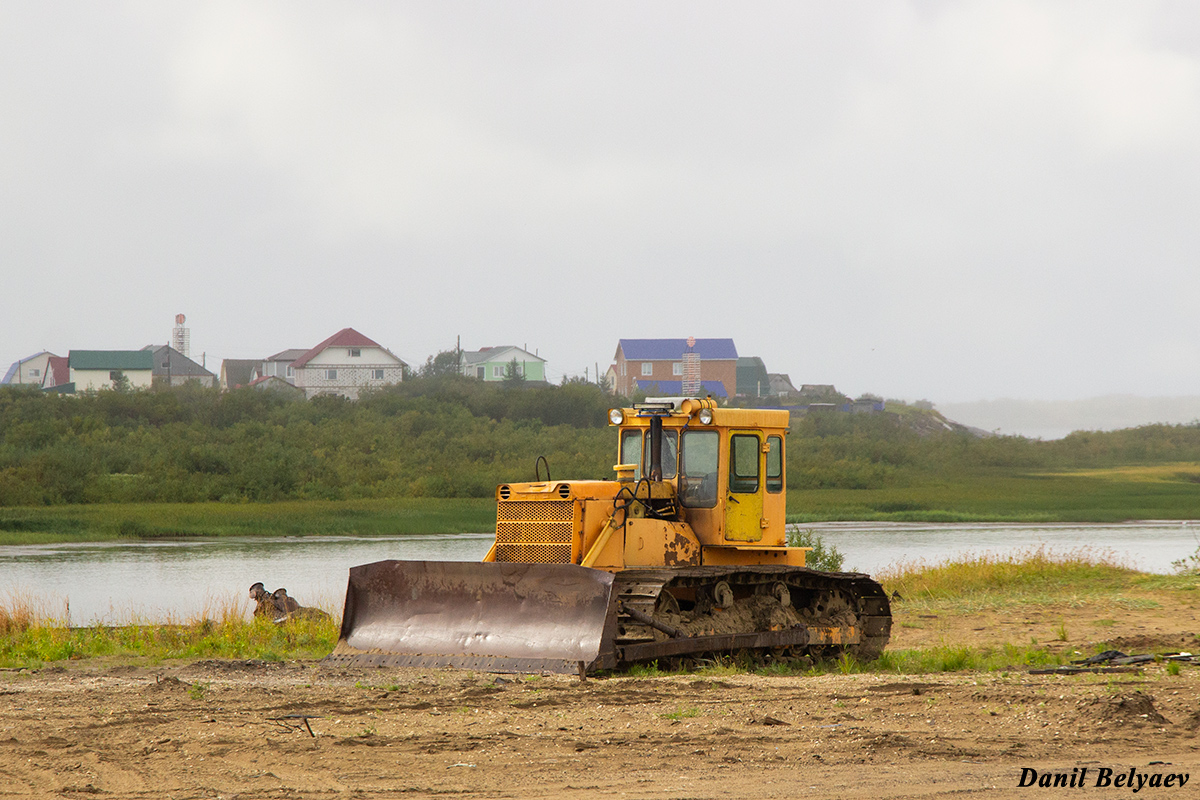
top-left (610, 338), bottom-right (738, 399)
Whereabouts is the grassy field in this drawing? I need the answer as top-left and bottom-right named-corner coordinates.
top-left (0, 498), bottom-right (495, 546)
top-left (787, 465), bottom-right (1200, 522)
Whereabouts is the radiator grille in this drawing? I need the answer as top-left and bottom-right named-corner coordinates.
top-left (495, 499), bottom-right (574, 564)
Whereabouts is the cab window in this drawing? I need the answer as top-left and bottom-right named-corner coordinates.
top-left (619, 429), bottom-right (678, 480)
top-left (643, 430), bottom-right (678, 480)
top-left (766, 435), bottom-right (783, 493)
top-left (620, 429), bottom-right (642, 471)
top-left (729, 434), bottom-right (760, 494)
top-left (679, 430), bottom-right (719, 508)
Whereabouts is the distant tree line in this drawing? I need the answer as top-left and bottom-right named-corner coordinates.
top-left (3, 377), bottom-right (1200, 506)
top-left (0, 376), bottom-right (615, 505)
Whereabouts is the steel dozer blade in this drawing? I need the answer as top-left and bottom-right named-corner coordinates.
top-left (324, 560), bottom-right (619, 674)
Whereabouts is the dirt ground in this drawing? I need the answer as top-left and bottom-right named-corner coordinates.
top-left (2, 598), bottom-right (1200, 800)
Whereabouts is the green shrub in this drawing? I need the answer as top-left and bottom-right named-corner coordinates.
top-left (786, 526), bottom-right (845, 571)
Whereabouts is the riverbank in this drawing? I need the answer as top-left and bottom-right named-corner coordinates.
top-left (0, 498), bottom-right (494, 545)
top-left (4, 548), bottom-right (1197, 671)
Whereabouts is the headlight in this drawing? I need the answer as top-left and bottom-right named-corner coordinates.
top-left (608, 408), bottom-right (625, 425)
top-left (697, 408), bottom-right (714, 425)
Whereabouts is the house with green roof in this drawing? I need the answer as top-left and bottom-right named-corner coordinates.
top-left (69, 350), bottom-right (154, 391)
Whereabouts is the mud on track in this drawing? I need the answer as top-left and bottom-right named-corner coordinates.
top-left (0, 652), bottom-right (1198, 800)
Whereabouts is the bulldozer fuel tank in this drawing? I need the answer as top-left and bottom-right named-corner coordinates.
top-left (324, 560), bottom-right (621, 674)
top-left (325, 561), bottom-right (891, 675)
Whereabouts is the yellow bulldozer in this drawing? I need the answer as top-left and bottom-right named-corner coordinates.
top-left (326, 397), bottom-right (891, 674)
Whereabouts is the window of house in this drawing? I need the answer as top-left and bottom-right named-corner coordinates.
top-left (348, 349), bottom-right (361, 357)
top-left (162, 361), bottom-right (169, 369)
top-left (672, 362), bottom-right (682, 376)
top-left (286, 366), bottom-right (293, 377)
top-left (621, 363), bottom-right (626, 376)
top-left (372, 369), bottom-right (384, 380)
top-left (641, 362), bottom-right (653, 376)
top-left (766, 435), bottom-right (783, 493)
top-left (493, 364), bottom-right (504, 378)
top-left (29, 368), bottom-right (40, 377)
top-left (325, 369), bottom-right (338, 380)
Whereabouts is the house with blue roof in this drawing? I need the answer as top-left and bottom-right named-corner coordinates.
top-left (611, 338), bottom-right (738, 399)
top-left (2, 351), bottom-right (59, 386)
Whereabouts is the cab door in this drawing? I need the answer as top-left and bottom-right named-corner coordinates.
top-left (724, 431), bottom-right (764, 541)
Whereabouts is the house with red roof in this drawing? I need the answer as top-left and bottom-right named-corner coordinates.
top-left (43, 356), bottom-right (70, 390)
top-left (247, 375), bottom-right (305, 398)
top-left (291, 328), bottom-right (407, 400)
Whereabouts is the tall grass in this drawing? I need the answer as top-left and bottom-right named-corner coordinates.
top-left (877, 546), bottom-right (1139, 610)
top-left (880, 545), bottom-right (1136, 597)
top-left (0, 591), bottom-right (340, 669)
top-left (873, 546), bottom-right (1190, 619)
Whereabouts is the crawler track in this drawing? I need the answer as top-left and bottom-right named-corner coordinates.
top-left (610, 566), bottom-right (892, 666)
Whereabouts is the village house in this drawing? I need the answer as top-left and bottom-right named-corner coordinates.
top-left (736, 356), bottom-right (771, 398)
top-left (69, 350), bottom-right (154, 391)
top-left (460, 346), bottom-right (547, 383)
top-left (144, 345), bottom-right (216, 388)
top-left (2, 351), bottom-right (58, 386)
top-left (219, 359), bottom-right (262, 391)
top-left (260, 348), bottom-right (307, 384)
top-left (246, 375), bottom-right (306, 397)
top-left (43, 356), bottom-right (70, 390)
top-left (610, 338), bottom-right (739, 399)
top-left (767, 373), bottom-right (799, 400)
top-left (291, 328), bottom-right (406, 400)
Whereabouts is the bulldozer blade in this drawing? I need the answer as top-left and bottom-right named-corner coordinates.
top-left (324, 560), bottom-right (618, 674)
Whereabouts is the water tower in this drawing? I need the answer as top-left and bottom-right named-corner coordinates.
top-left (172, 314), bottom-right (190, 357)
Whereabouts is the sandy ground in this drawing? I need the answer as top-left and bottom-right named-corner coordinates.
top-left (2, 597), bottom-right (1200, 799)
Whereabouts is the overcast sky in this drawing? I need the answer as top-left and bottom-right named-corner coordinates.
top-left (3, 1), bottom-right (1199, 404)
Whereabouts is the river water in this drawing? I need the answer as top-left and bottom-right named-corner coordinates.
top-left (2, 522), bottom-right (1197, 624)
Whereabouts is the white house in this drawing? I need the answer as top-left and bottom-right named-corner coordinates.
top-left (69, 350), bottom-right (154, 391)
top-left (291, 328), bottom-right (406, 400)
top-left (2, 351), bottom-right (58, 386)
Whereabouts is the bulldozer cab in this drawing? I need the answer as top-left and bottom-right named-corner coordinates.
top-left (612, 397), bottom-right (789, 549)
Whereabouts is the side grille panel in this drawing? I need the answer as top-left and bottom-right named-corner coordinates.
top-left (496, 500), bottom-right (576, 564)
